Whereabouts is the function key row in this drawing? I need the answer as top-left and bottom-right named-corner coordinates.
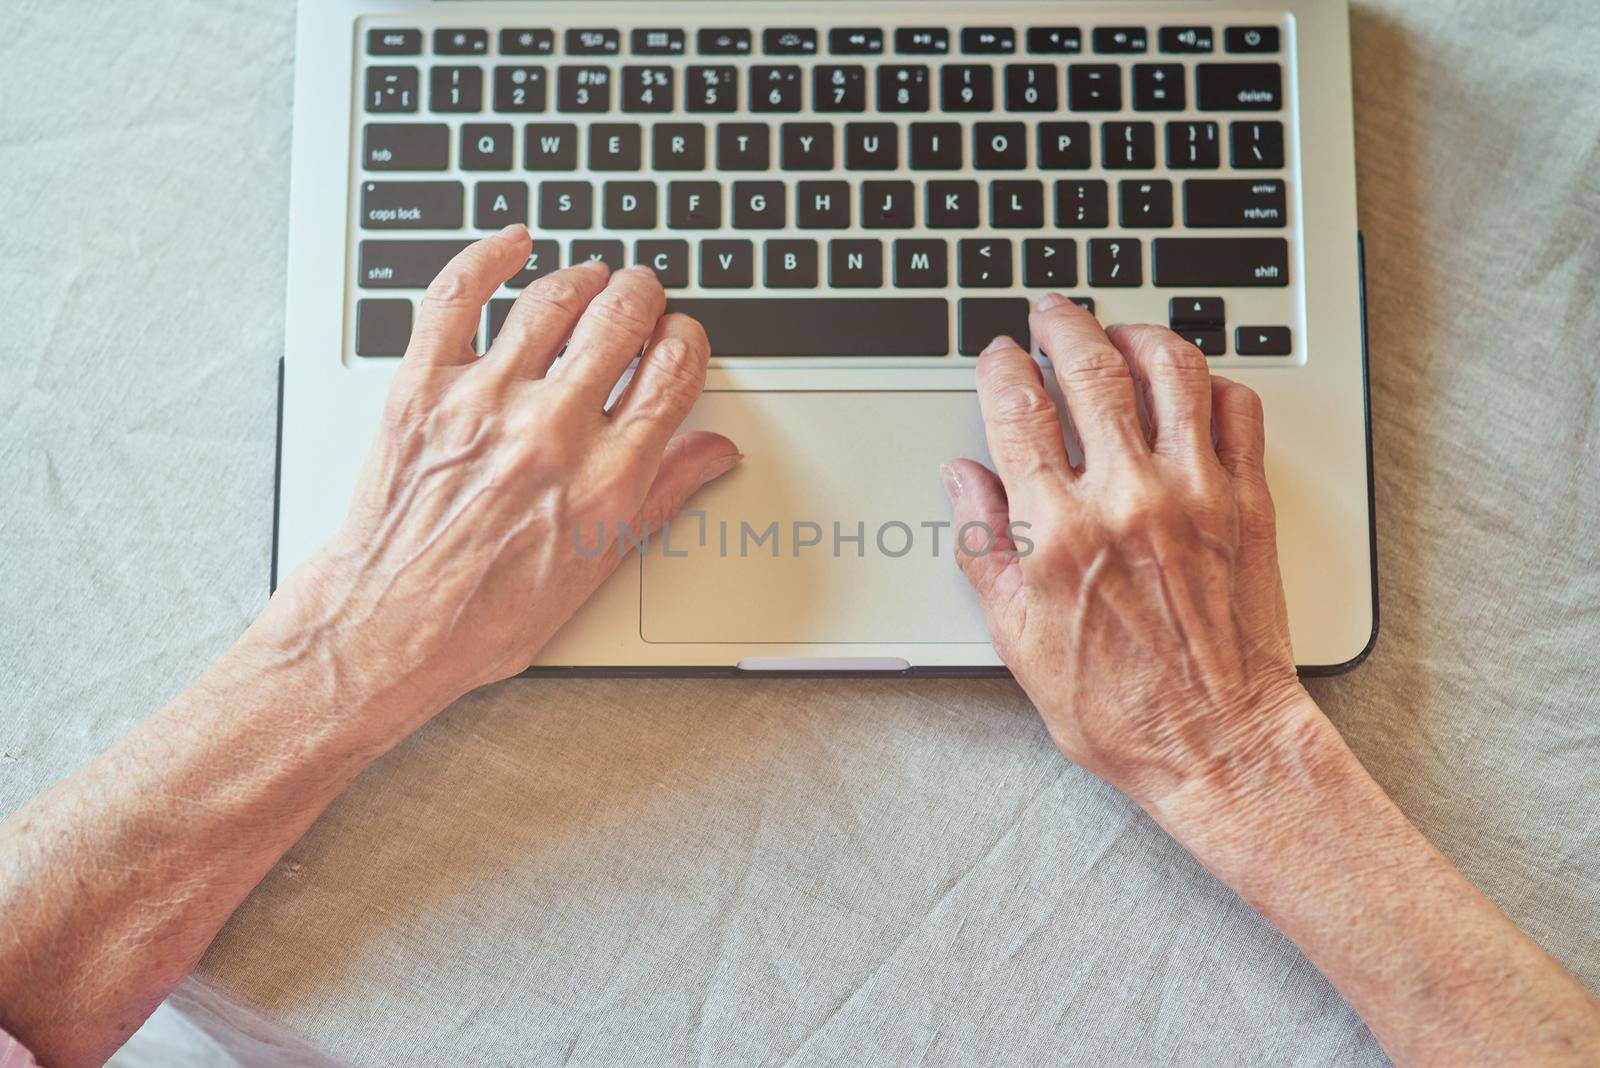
top-left (368, 25), bottom-right (1282, 58)
top-left (366, 63), bottom-right (1284, 115)
top-left (362, 121), bottom-right (1287, 174)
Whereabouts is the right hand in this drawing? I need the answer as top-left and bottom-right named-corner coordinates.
top-left (943, 295), bottom-right (1315, 809)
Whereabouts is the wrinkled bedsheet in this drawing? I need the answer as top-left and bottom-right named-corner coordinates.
top-left (2, 2), bottom-right (1598, 1065)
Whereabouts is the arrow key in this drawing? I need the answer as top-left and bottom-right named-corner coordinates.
top-left (1177, 329), bottom-right (1226, 356)
top-left (1236, 325), bottom-right (1292, 355)
top-left (1169, 296), bottom-right (1224, 327)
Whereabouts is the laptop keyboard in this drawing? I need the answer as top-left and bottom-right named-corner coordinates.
top-left (350, 16), bottom-right (1298, 364)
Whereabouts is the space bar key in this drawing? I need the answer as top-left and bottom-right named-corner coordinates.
top-left (665, 298), bottom-right (950, 357)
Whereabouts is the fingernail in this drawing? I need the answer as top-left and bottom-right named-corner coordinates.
top-left (982, 335), bottom-right (1013, 355)
top-left (703, 452), bottom-right (744, 481)
top-left (940, 462), bottom-right (963, 501)
top-left (497, 223), bottom-right (529, 241)
top-left (1037, 293), bottom-right (1067, 311)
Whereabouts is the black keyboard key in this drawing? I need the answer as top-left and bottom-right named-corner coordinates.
top-left (668, 181), bottom-right (721, 228)
top-left (635, 239), bottom-right (690, 287)
top-left (878, 66), bottom-right (931, 111)
top-left (571, 239), bottom-right (625, 270)
top-left (653, 123), bottom-right (706, 170)
top-left (1167, 122), bottom-right (1220, 169)
top-left (798, 181), bottom-right (851, 228)
top-left (602, 181), bottom-right (657, 228)
top-left (765, 240), bottom-right (819, 287)
top-left (363, 123), bottom-right (448, 170)
top-left (829, 239), bottom-right (883, 287)
top-left (1151, 237), bottom-right (1289, 286)
top-left (829, 28), bottom-right (884, 55)
top-left (717, 123), bottom-right (771, 170)
top-left (525, 123), bottom-right (578, 170)
top-left (764, 28), bottom-right (819, 55)
top-left (942, 65), bottom-right (995, 112)
top-left (500, 29), bottom-right (555, 56)
top-left (632, 29), bottom-right (686, 56)
top-left (1133, 64), bottom-right (1185, 111)
top-left (475, 181), bottom-right (528, 229)
top-left (1177, 330), bottom-right (1225, 356)
top-left (973, 122), bottom-right (1027, 169)
top-left (732, 181), bottom-right (786, 228)
top-left (700, 241), bottom-right (756, 288)
top-left (460, 124), bottom-right (513, 170)
top-left (895, 28), bottom-right (950, 55)
top-left (1170, 297), bottom-right (1225, 327)
top-left (557, 67), bottom-right (612, 112)
top-left (1236, 326), bottom-right (1292, 355)
top-left (493, 67), bottom-right (548, 113)
top-left (1159, 26), bottom-right (1215, 53)
top-left (698, 28), bottom-right (752, 55)
top-left (1038, 122), bottom-right (1091, 169)
top-left (815, 65), bottom-right (867, 112)
top-left (622, 66), bottom-right (674, 113)
top-left (780, 122), bottom-right (834, 169)
top-left (910, 123), bottom-right (963, 169)
top-left (1119, 179), bottom-right (1174, 227)
top-left (1055, 180), bottom-right (1109, 228)
top-left (1005, 65), bottom-right (1058, 111)
top-left (356, 299), bottom-right (412, 355)
top-left (861, 180), bottom-right (914, 228)
top-left (538, 182), bottom-right (593, 229)
top-left (926, 180), bottom-right (979, 228)
top-left (359, 180), bottom-right (463, 229)
top-left (992, 180), bottom-right (1044, 228)
top-left (434, 29), bottom-right (487, 56)
top-left (958, 238), bottom-right (1013, 287)
top-left (1103, 122), bottom-right (1156, 168)
top-left (1023, 238), bottom-right (1077, 287)
top-left (588, 124), bottom-right (642, 170)
top-left (1026, 27), bottom-right (1082, 54)
top-left (1093, 27), bottom-right (1148, 54)
top-left (959, 298), bottom-right (1030, 356)
top-left (961, 28), bottom-right (1016, 55)
top-left (751, 65), bottom-right (803, 112)
top-left (845, 122), bottom-right (898, 169)
top-left (358, 239), bottom-right (471, 288)
top-left (1230, 121), bottom-right (1285, 168)
top-left (1197, 64), bottom-right (1282, 111)
top-left (508, 240), bottom-right (561, 287)
top-left (894, 240), bottom-right (948, 287)
top-left (1068, 65), bottom-right (1121, 111)
top-left (1226, 27), bottom-right (1280, 54)
top-left (1183, 178), bottom-right (1287, 227)
top-left (367, 67), bottom-right (419, 113)
top-left (687, 66), bottom-right (738, 112)
top-left (665, 298), bottom-right (949, 355)
top-left (566, 29), bottom-right (620, 56)
top-left (430, 67), bottom-right (482, 113)
top-left (1088, 238), bottom-right (1142, 287)
top-left (368, 29), bottom-right (421, 56)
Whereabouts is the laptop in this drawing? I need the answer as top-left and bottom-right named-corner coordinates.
top-left (275, 0), bottom-right (1375, 675)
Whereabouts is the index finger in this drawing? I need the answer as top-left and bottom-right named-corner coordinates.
top-left (1029, 295), bottom-right (1148, 466)
top-left (404, 224), bottom-right (532, 368)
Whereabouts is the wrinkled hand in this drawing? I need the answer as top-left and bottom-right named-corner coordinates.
top-left (946, 295), bottom-right (1310, 807)
top-left (287, 226), bottom-right (738, 708)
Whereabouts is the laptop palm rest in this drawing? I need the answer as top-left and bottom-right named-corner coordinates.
top-left (640, 391), bottom-right (994, 646)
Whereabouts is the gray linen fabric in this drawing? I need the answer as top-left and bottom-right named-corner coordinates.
top-left (3, 2), bottom-right (1598, 1065)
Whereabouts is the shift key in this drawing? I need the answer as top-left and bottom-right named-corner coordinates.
top-left (359, 181), bottom-right (464, 229)
top-left (359, 239), bottom-right (471, 287)
top-left (1152, 237), bottom-right (1289, 286)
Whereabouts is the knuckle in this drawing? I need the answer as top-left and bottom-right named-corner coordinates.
top-left (1146, 338), bottom-right (1210, 379)
top-left (589, 286), bottom-right (659, 334)
top-left (991, 382), bottom-right (1056, 424)
top-left (1055, 344), bottom-right (1129, 388)
top-left (646, 335), bottom-right (706, 392)
top-left (523, 274), bottom-right (589, 319)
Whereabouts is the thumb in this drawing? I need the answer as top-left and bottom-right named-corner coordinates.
top-left (634, 431), bottom-right (742, 533)
top-left (942, 458), bottom-right (1026, 624)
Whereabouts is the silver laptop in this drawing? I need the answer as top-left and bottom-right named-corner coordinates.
top-left (275, 0), bottom-right (1375, 675)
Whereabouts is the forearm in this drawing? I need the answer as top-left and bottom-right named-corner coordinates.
top-left (1148, 691), bottom-right (1600, 1067)
top-left (0, 568), bottom-right (434, 1067)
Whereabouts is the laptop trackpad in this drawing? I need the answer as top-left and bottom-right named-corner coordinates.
top-left (640, 391), bottom-right (995, 645)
